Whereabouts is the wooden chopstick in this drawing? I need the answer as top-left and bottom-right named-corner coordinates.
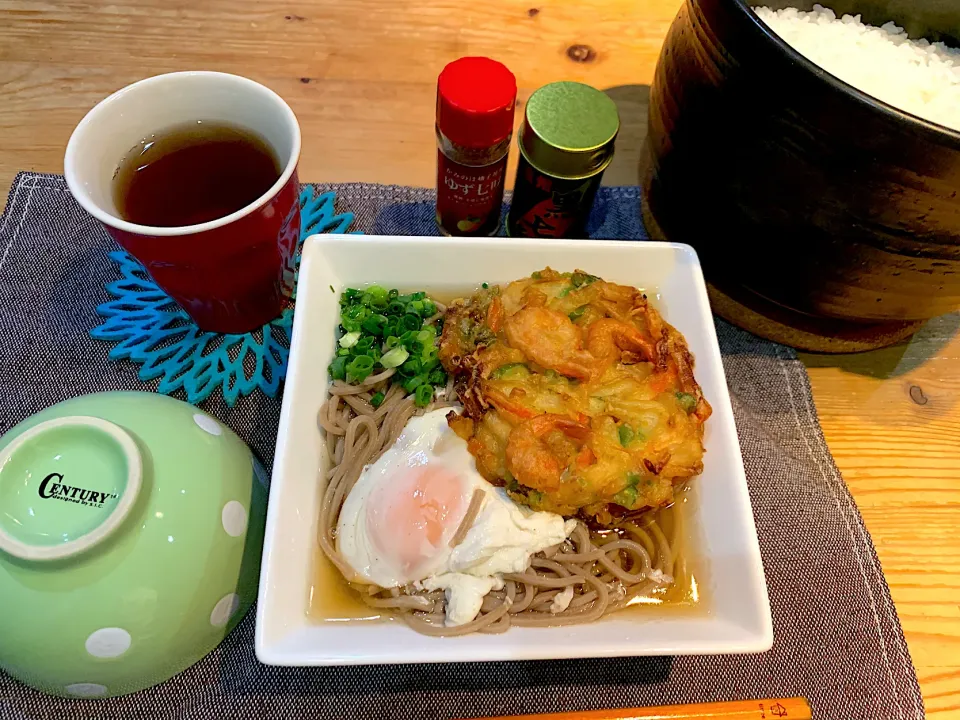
top-left (463, 697), bottom-right (812, 720)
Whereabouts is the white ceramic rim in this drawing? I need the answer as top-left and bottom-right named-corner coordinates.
top-left (63, 70), bottom-right (302, 237)
top-left (256, 234), bottom-right (774, 665)
top-left (0, 416), bottom-right (143, 561)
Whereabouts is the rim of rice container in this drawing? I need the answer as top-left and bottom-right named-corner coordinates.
top-left (736, 1), bottom-right (960, 145)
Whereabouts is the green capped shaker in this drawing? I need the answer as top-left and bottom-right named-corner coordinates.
top-left (507, 81), bottom-right (619, 238)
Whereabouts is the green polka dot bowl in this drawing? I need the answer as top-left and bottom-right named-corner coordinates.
top-left (0, 392), bottom-right (267, 699)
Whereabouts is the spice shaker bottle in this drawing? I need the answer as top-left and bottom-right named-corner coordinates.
top-left (435, 57), bottom-right (517, 236)
top-left (507, 82), bottom-right (619, 238)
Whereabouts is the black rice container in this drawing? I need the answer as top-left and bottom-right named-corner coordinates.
top-left (641, 0), bottom-right (960, 351)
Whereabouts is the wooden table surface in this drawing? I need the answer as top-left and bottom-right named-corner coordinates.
top-left (1, 0), bottom-right (958, 715)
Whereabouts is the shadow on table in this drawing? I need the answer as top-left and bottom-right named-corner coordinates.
top-left (234, 656), bottom-right (674, 697)
top-left (799, 311), bottom-right (960, 380)
top-left (217, 615), bottom-right (673, 697)
top-left (601, 84), bottom-right (650, 188)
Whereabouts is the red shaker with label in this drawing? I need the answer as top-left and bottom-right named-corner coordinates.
top-left (435, 57), bottom-right (517, 237)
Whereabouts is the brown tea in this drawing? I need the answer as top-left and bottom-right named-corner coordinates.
top-left (113, 121), bottom-right (281, 227)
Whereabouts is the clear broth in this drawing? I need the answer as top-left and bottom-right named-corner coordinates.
top-left (308, 491), bottom-right (708, 623)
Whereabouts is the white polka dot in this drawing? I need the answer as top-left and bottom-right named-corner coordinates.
top-left (221, 501), bottom-right (248, 537)
top-left (85, 628), bottom-right (131, 658)
top-left (192, 413), bottom-right (222, 436)
top-left (65, 683), bottom-right (107, 698)
top-left (210, 593), bottom-right (241, 627)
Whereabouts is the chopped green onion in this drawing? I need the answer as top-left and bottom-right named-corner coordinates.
top-left (400, 356), bottom-right (421, 374)
top-left (473, 326), bottom-right (496, 345)
top-left (570, 271), bottom-right (599, 288)
top-left (355, 336), bottom-right (375, 352)
top-left (613, 485), bottom-right (638, 508)
top-left (568, 305), bottom-right (589, 322)
top-left (618, 424), bottom-right (635, 447)
top-left (334, 286), bottom-right (449, 408)
top-left (339, 331), bottom-right (361, 348)
top-left (558, 273), bottom-right (599, 298)
top-left (361, 314), bottom-right (387, 335)
top-left (344, 304), bottom-right (366, 320)
top-left (346, 355), bottom-right (375, 383)
top-left (329, 356), bottom-right (347, 380)
top-left (676, 392), bottom-right (697, 413)
top-left (491, 363), bottom-right (530, 380)
top-left (482, 282), bottom-right (489, 289)
top-left (626, 471), bottom-right (641, 487)
top-left (531, 271), bottom-right (542, 280)
top-left (414, 383), bottom-right (434, 407)
top-left (380, 346), bottom-right (410, 368)
top-left (402, 374), bottom-right (425, 392)
top-left (363, 285), bottom-right (389, 307)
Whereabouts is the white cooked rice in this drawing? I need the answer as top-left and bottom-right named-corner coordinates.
top-left (754, 4), bottom-right (960, 132)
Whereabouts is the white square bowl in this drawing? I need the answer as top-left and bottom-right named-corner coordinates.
top-left (256, 235), bottom-right (772, 666)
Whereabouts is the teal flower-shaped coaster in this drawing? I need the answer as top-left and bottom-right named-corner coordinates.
top-left (90, 188), bottom-right (358, 406)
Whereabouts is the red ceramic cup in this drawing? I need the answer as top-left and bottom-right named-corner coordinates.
top-left (65, 71), bottom-right (302, 334)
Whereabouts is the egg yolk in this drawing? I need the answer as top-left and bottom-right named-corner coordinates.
top-left (365, 464), bottom-right (468, 577)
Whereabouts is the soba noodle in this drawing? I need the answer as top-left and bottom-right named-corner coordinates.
top-left (316, 380), bottom-right (683, 636)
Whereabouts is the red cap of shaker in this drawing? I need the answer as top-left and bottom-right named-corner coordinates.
top-left (436, 57), bottom-right (517, 149)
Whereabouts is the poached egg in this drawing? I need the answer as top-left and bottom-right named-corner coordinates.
top-left (337, 408), bottom-right (576, 626)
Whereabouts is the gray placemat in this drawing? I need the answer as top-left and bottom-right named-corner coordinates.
top-left (0, 173), bottom-right (923, 720)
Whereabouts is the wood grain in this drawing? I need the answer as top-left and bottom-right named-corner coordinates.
top-left (0, 0), bottom-right (957, 716)
top-left (802, 314), bottom-right (960, 718)
top-left (0, 0), bottom-right (659, 191)
top-left (465, 697), bottom-right (812, 720)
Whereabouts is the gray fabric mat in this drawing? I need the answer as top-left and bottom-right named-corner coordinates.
top-left (0, 173), bottom-right (923, 720)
